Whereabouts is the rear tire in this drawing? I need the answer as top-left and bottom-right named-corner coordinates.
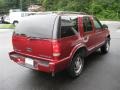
top-left (13, 21), bottom-right (18, 26)
top-left (101, 39), bottom-right (110, 54)
top-left (68, 53), bottom-right (84, 78)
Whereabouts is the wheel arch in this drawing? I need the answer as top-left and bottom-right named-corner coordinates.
top-left (13, 20), bottom-right (19, 24)
top-left (74, 47), bottom-right (87, 57)
top-left (70, 46), bottom-right (88, 62)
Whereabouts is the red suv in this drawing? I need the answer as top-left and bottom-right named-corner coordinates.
top-left (9, 12), bottom-right (110, 77)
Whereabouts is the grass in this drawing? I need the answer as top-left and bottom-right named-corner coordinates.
top-left (0, 24), bottom-right (15, 29)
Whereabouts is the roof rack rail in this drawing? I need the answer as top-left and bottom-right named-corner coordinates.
top-left (49, 11), bottom-right (87, 15)
top-left (35, 11), bottom-right (87, 15)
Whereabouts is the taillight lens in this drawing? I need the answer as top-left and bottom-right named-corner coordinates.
top-left (52, 40), bottom-right (61, 57)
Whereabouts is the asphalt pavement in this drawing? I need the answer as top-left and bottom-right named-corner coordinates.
top-left (0, 21), bottom-right (120, 90)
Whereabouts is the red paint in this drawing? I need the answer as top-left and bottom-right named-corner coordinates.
top-left (9, 14), bottom-right (110, 74)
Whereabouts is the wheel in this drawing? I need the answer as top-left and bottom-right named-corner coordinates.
top-left (13, 21), bottom-right (18, 26)
top-left (101, 39), bottom-right (110, 54)
top-left (68, 53), bottom-right (84, 78)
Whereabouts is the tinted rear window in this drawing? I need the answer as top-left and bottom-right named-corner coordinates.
top-left (60, 16), bottom-right (78, 38)
top-left (15, 14), bottom-right (57, 38)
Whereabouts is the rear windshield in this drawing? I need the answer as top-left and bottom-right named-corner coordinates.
top-left (15, 14), bottom-right (57, 38)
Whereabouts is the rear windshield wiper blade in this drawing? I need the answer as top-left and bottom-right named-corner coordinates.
top-left (29, 37), bottom-right (41, 40)
top-left (15, 33), bottom-right (27, 37)
top-left (28, 37), bottom-right (49, 40)
top-left (20, 34), bottom-right (27, 36)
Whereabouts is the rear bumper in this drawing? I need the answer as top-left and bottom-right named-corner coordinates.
top-left (9, 51), bottom-right (70, 73)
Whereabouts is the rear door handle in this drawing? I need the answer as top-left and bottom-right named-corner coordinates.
top-left (96, 32), bottom-right (102, 35)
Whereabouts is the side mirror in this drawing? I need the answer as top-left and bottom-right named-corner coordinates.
top-left (102, 24), bottom-right (108, 29)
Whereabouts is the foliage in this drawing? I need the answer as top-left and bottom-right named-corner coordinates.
top-left (40, 0), bottom-right (120, 20)
top-left (0, 0), bottom-right (120, 20)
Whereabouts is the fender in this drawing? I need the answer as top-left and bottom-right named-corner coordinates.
top-left (69, 43), bottom-right (88, 60)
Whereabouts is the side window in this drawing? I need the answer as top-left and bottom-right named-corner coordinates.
top-left (72, 18), bottom-right (78, 32)
top-left (83, 17), bottom-right (93, 32)
top-left (61, 17), bottom-right (78, 38)
top-left (93, 17), bottom-right (102, 29)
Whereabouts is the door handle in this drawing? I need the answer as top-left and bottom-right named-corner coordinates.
top-left (96, 32), bottom-right (102, 35)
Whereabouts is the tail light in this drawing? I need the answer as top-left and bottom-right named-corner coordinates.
top-left (52, 40), bottom-right (61, 57)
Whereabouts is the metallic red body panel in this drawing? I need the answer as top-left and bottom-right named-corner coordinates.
top-left (12, 34), bottom-right (53, 59)
top-left (9, 15), bottom-right (110, 74)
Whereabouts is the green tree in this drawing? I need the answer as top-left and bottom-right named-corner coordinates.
top-left (0, 0), bottom-right (120, 20)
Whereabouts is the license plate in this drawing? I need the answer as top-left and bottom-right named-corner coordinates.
top-left (25, 58), bottom-right (33, 65)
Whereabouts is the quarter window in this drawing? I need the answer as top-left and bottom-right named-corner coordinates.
top-left (83, 17), bottom-right (93, 32)
top-left (61, 17), bottom-right (78, 38)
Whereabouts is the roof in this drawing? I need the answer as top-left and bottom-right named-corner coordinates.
top-left (50, 11), bottom-right (87, 15)
top-left (38, 11), bottom-right (92, 17)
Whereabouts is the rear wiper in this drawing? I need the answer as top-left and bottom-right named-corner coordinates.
top-left (20, 34), bottom-right (27, 36)
top-left (28, 37), bottom-right (49, 40)
top-left (28, 37), bottom-right (41, 40)
top-left (15, 33), bottom-right (27, 37)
